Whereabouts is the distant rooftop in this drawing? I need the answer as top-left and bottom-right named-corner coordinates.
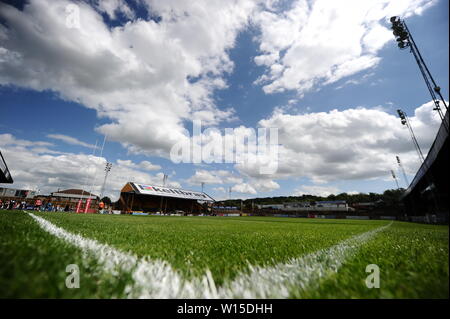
top-left (122, 182), bottom-right (215, 202)
top-left (51, 189), bottom-right (98, 198)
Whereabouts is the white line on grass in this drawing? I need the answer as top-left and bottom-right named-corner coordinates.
top-left (28, 212), bottom-right (391, 298)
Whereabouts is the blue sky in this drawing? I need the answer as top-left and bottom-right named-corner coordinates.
top-left (0, 0), bottom-right (448, 200)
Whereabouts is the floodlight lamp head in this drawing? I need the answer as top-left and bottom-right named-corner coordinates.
top-left (390, 16), bottom-right (399, 24)
top-left (392, 25), bottom-right (404, 35)
top-left (397, 110), bottom-right (407, 125)
top-left (398, 41), bottom-right (409, 49)
top-left (399, 32), bottom-right (409, 41)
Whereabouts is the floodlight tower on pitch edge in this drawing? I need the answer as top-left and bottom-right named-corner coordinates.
top-left (390, 16), bottom-right (449, 133)
top-left (396, 111), bottom-right (441, 213)
top-left (391, 170), bottom-right (400, 190)
top-left (99, 162), bottom-right (112, 200)
top-left (396, 155), bottom-right (409, 188)
top-left (397, 109), bottom-right (425, 164)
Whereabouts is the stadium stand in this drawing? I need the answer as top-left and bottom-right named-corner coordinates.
top-left (0, 150), bottom-right (13, 183)
top-left (402, 110), bottom-right (449, 222)
top-left (118, 182), bottom-right (215, 215)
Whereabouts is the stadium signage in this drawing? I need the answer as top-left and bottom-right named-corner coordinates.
top-left (133, 183), bottom-right (213, 201)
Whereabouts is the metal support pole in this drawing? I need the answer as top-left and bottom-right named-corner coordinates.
top-left (100, 162), bottom-right (112, 200)
top-left (391, 170), bottom-right (400, 190)
top-left (396, 156), bottom-right (410, 187)
top-left (404, 22), bottom-right (448, 112)
top-left (390, 17), bottom-right (448, 134)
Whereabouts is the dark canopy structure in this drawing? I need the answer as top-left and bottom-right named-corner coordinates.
top-left (0, 151), bottom-right (13, 183)
top-left (402, 110), bottom-right (449, 221)
top-left (118, 182), bottom-right (214, 214)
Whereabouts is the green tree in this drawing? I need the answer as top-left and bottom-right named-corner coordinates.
top-left (101, 196), bottom-right (112, 205)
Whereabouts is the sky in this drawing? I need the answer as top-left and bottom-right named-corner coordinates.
top-left (0, 0), bottom-right (448, 201)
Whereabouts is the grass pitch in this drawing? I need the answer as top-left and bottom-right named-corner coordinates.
top-left (0, 210), bottom-right (448, 298)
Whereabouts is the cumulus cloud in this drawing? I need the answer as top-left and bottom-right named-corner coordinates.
top-left (293, 185), bottom-right (340, 197)
top-left (138, 160), bottom-right (162, 171)
top-left (95, 0), bottom-right (134, 20)
top-left (247, 178), bottom-right (280, 192)
top-left (1, 0), bottom-right (437, 156)
top-left (0, 133), bottom-right (177, 200)
top-left (186, 168), bottom-right (279, 194)
top-left (187, 169), bottom-right (243, 185)
top-left (1, 0), bottom-right (435, 160)
top-left (47, 134), bottom-right (97, 149)
top-left (252, 0), bottom-right (436, 94)
top-left (0, 0), bottom-right (443, 199)
top-left (231, 183), bottom-right (257, 195)
top-left (237, 100), bottom-right (442, 183)
top-left (116, 159), bottom-right (161, 171)
top-left (0, 0), bottom-right (260, 157)
top-left (0, 133), bottom-right (53, 148)
top-left (1, 100), bottom-right (442, 199)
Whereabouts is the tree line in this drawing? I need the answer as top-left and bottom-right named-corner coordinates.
top-left (216, 188), bottom-right (406, 209)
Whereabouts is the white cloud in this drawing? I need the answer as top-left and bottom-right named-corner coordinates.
top-left (252, 0), bottom-right (435, 94)
top-left (116, 159), bottom-right (161, 171)
top-left (293, 185), bottom-right (340, 197)
top-left (47, 134), bottom-right (97, 149)
top-left (237, 100), bottom-right (442, 183)
top-left (248, 178), bottom-right (280, 192)
top-left (0, 133), bottom-right (175, 201)
top-left (0, 0), bottom-right (443, 200)
top-left (231, 183), bottom-right (257, 195)
top-left (187, 169), bottom-right (243, 185)
top-left (0, 0), bottom-right (260, 157)
top-left (186, 170), bottom-right (223, 185)
top-left (1, 0), bottom-right (435, 160)
top-left (1, 100), bottom-right (441, 200)
top-left (213, 187), bottom-right (226, 193)
top-left (138, 160), bottom-right (162, 171)
top-left (0, 133), bottom-right (53, 148)
top-left (186, 168), bottom-right (279, 195)
top-left (96, 0), bottom-right (134, 20)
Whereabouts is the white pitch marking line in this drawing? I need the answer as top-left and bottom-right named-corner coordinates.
top-left (28, 212), bottom-right (391, 298)
top-left (218, 221), bottom-right (392, 298)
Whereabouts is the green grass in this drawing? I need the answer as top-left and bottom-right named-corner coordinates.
top-left (0, 210), bottom-right (131, 298)
top-left (39, 212), bottom-right (385, 284)
top-left (0, 210), bottom-right (448, 298)
top-left (299, 221), bottom-right (449, 298)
